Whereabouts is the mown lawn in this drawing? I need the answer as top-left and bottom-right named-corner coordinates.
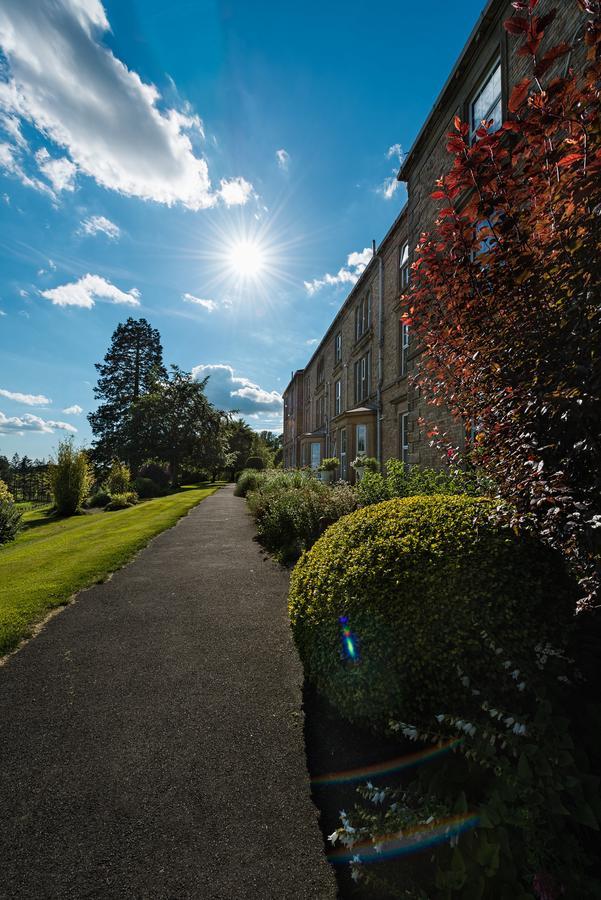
top-left (0, 484), bottom-right (219, 657)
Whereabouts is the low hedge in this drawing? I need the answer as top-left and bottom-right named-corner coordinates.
top-left (289, 494), bottom-right (577, 730)
top-left (105, 491), bottom-right (138, 511)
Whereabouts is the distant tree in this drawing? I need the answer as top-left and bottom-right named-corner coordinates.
top-left (88, 317), bottom-right (167, 469)
top-left (131, 367), bottom-right (223, 485)
top-left (0, 455), bottom-right (9, 483)
top-left (223, 419), bottom-right (255, 479)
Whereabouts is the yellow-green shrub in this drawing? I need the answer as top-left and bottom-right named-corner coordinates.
top-left (288, 495), bottom-right (577, 730)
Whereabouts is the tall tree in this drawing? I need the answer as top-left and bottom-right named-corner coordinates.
top-left (88, 317), bottom-right (166, 468)
top-left (131, 367), bottom-right (223, 484)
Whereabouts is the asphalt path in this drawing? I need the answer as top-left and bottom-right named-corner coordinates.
top-left (0, 485), bottom-right (337, 899)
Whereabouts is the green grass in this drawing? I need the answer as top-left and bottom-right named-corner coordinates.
top-left (0, 484), bottom-right (220, 657)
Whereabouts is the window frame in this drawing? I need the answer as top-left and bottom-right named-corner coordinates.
top-left (356, 424), bottom-right (367, 457)
top-left (400, 321), bottom-right (410, 376)
top-left (355, 291), bottom-right (372, 342)
top-left (334, 379), bottom-right (342, 416)
top-left (334, 332), bottom-right (342, 364)
top-left (400, 412), bottom-right (409, 466)
top-left (354, 351), bottom-right (370, 404)
top-left (469, 56), bottom-right (502, 143)
top-left (399, 242), bottom-right (410, 292)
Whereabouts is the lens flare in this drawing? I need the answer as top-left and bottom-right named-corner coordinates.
top-left (328, 813), bottom-right (480, 864)
top-left (311, 737), bottom-right (463, 787)
top-left (339, 615), bottom-right (360, 663)
top-left (228, 239), bottom-right (265, 278)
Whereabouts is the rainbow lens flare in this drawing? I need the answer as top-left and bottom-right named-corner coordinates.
top-left (311, 737), bottom-right (463, 787)
top-left (328, 812), bottom-right (480, 864)
top-left (339, 615), bottom-right (360, 662)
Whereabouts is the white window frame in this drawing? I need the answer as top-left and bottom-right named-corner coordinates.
top-left (401, 413), bottom-right (409, 466)
top-left (340, 428), bottom-right (348, 480)
top-left (334, 379), bottom-right (341, 416)
top-left (354, 352), bottom-right (370, 404)
top-left (335, 332), bottom-right (342, 363)
top-left (400, 322), bottom-right (410, 376)
top-left (470, 57), bottom-right (502, 143)
top-left (356, 424), bottom-right (367, 457)
top-left (399, 242), bottom-right (410, 291)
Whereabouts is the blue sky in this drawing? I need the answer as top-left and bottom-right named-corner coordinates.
top-left (0, 0), bottom-right (485, 460)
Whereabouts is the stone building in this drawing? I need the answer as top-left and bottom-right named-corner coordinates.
top-left (283, 0), bottom-right (583, 478)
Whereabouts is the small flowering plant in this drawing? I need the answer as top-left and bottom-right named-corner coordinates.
top-left (350, 456), bottom-right (379, 472)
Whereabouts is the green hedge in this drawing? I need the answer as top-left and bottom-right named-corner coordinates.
top-left (289, 494), bottom-right (577, 730)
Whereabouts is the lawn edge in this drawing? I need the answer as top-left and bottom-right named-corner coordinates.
top-left (0, 485), bottom-right (220, 667)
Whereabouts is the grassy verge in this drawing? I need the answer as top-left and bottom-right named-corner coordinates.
top-left (0, 484), bottom-right (219, 657)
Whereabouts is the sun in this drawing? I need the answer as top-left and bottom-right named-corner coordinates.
top-left (228, 239), bottom-right (265, 279)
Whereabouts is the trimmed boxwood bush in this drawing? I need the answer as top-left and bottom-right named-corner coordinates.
top-left (289, 494), bottom-right (577, 731)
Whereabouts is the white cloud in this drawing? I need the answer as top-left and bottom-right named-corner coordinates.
top-left (63, 404), bottom-right (83, 415)
top-left (0, 387), bottom-right (51, 405)
top-left (0, 410), bottom-right (77, 435)
top-left (0, 112), bottom-right (25, 146)
top-left (304, 247), bottom-right (373, 295)
top-left (0, 0), bottom-right (253, 210)
top-left (40, 274), bottom-right (140, 309)
top-left (276, 148), bottom-right (290, 171)
top-left (35, 147), bottom-right (77, 192)
top-left (183, 292), bottom-right (217, 312)
top-left (0, 140), bottom-right (54, 197)
top-left (0, 309), bottom-right (6, 316)
top-left (79, 215), bottom-right (120, 240)
top-left (192, 363), bottom-right (283, 416)
top-left (378, 143), bottom-right (404, 199)
top-left (305, 338), bottom-right (319, 346)
top-left (18, 288), bottom-right (28, 297)
top-left (218, 177), bottom-right (254, 207)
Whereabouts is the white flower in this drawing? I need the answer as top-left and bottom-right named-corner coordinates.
top-left (373, 842), bottom-right (383, 854)
top-left (435, 714), bottom-right (445, 723)
top-left (328, 831), bottom-right (339, 845)
top-left (517, 682), bottom-right (526, 691)
top-left (504, 717), bottom-right (515, 727)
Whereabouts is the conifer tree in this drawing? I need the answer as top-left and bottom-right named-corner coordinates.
top-left (88, 317), bottom-right (167, 468)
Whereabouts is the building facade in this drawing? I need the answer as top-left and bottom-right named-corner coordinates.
top-left (283, 0), bottom-right (583, 478)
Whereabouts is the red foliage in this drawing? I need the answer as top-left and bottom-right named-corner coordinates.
top-left (404, 0), bottom-right (601, 610)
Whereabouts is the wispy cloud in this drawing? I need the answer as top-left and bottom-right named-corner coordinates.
top-left (183, 292), bottom-right (217, 312)
top-left (0, 410), bottom-right (77, 435)
top-left (304, 247), bottom-right (373, 295)
top-left (0, 0), bottom-right (253, 210)
top-left (35, 147), bottom-right (77, 193)
top-left (79, 215), bottom-right (121, 240)
top-left (378, 143), bottom-right (405, 199)
top-left (40, 274), bottom-right (140, 309)
top-left (276, 148), bottom-right (290, 171)
top-left (62, 404), bottom-right (83, 415)
top-left (0, 387), bottom-right (51, 406)
top-left (305, 338), bottom-right (319, 346)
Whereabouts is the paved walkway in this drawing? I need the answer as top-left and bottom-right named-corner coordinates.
top-left (0, 486), bottom-right (337, 900)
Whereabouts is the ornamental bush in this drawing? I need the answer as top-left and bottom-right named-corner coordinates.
top-left (85, 490), bottom-right (111, 509)
top-left (0, 479), bottom-right (22, 546)
top-left (107, 459), bottom-right (131, 495)
top-left (234, 468), bottom-right (268, 497)
top-left (289, 494), bottom-right (577, 730)
top-left (105, 491), bottom-right (138, 511)
top-left (48, 438), bottom-right (93, 516)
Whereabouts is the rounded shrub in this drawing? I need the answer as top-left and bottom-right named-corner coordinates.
top-left (107, 459), bottom-right (131, 495)
top-left (289, 494), bottom-right (577, 731)
top-left (48, 438), bottom-right (93, 516)
top-left (133, 476), bottom-right (160, 499)
top-left (245, 456), bottom-right (265, 471)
